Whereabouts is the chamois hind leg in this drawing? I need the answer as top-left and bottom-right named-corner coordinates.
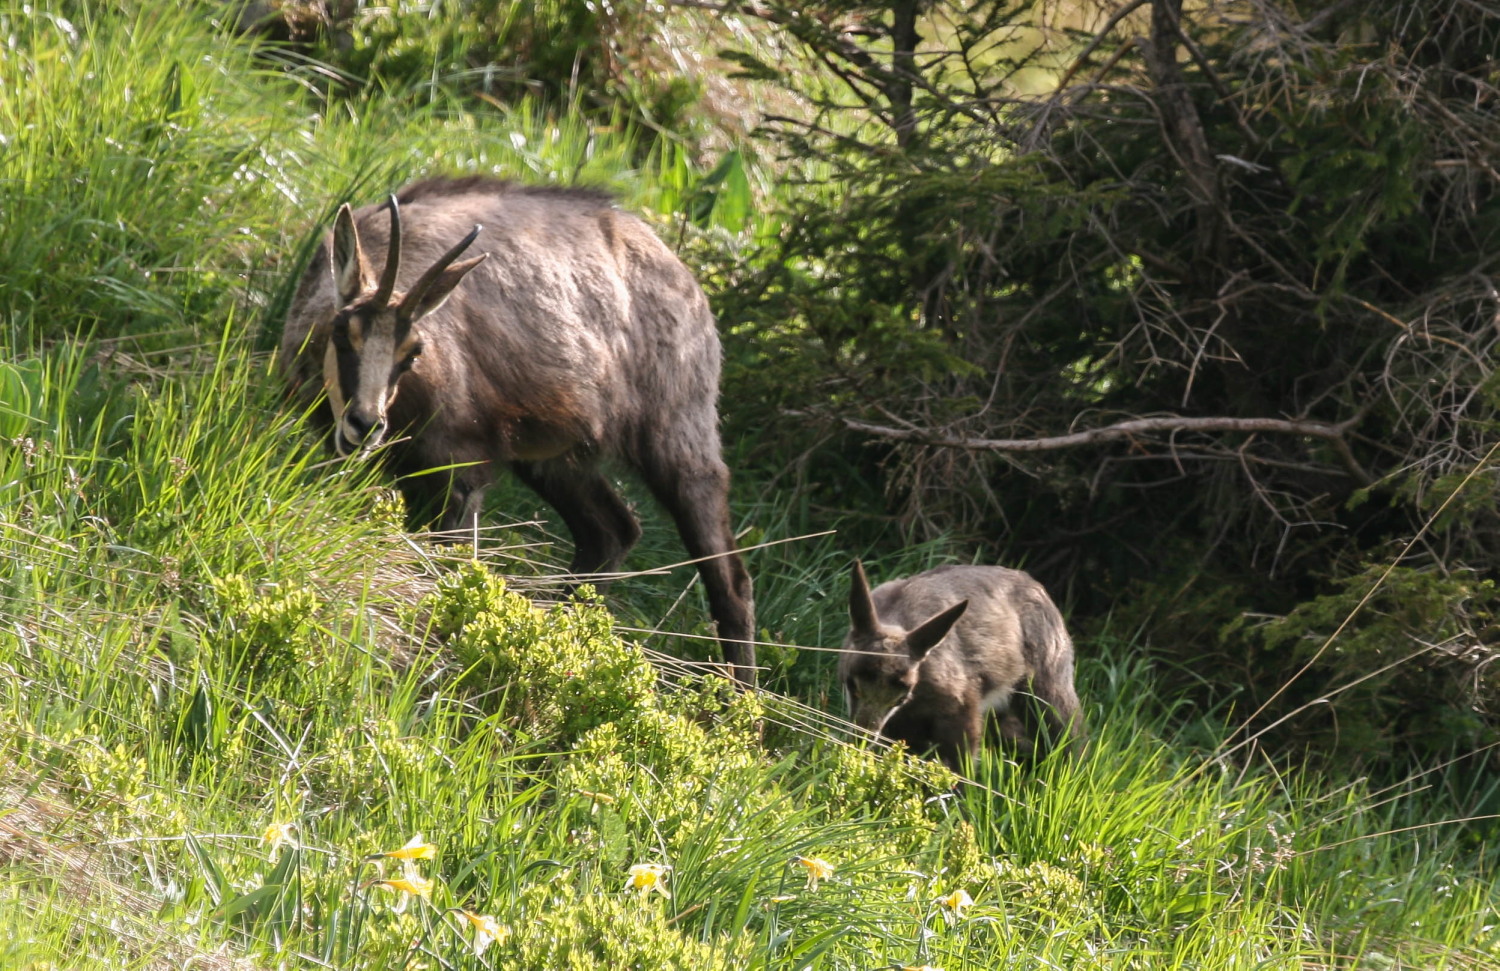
top-left (511, 461), bottom-right (642, 582)
top-left (1036, 675), bottom-right (1087, 758)
top-left (639, 451), bottom-right (756, 687)
top-left (1020, 602), bottom-right (1088, 758)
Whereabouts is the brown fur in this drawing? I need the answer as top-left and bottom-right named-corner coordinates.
top-left (280, 176), bottom-right (756, 685)
top-left (839, 561), bottom-right (1085, 770)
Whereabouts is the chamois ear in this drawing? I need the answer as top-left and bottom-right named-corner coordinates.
top-left (331, 203), bottom-right (368, 307)
top-left (400, 253), bottom-right (489, 324)
top-left (398, 223), bottom-right (487, 325)
top-left (904, 599), bottom-right (968, 660)
top-left (849, 560), bottom-right (879, 636)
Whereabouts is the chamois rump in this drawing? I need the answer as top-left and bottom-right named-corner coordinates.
top-left (279, 176), bottom-right (755, 686)
top-left (840, 561), bottom-right (1084, 770)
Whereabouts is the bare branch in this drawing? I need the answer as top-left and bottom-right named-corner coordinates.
top-left (806, 411), bottom-right (1370, 483)
top-left (1053, 0), bottom-right (1150, 93)
top-left (1142, 0), bottom-right (1224, 270)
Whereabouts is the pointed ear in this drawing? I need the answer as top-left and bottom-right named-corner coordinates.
top-left (398, 253), bottom-right (488, 324)
top-left (905, 600), bottom-right (968, 660)
top-left (330, 204), bottom-right (368, 306)
top-left (849, 560), bottom-right (878, 636)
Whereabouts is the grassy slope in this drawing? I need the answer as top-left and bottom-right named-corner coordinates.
top-left (1, 4), bottom-right (1496, 969)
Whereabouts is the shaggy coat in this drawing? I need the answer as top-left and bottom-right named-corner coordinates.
top-left (281, 176), bottom-right (755, 685)
top-left (840, 561), bottom-right (1084, 770)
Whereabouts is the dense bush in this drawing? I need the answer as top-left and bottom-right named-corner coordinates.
top-left (422, 564), bottom-right (658, 739)
top-left (253, 0), bottom-right (707, 140)
top-left (713, 0), bottom-right (1500, 774)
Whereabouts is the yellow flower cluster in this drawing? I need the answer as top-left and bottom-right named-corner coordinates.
top-left (456, 909), bottom-right (511, 956)
top-left (255, 827), bottom-right (922, 958)
top-left (937, 888), bottom-right (974, 917)
top-left (361, 835), bottom-right (439, 915)
top-left (261, 826), bottom-right (509, 956)
top-left (262, 821), bottom-right (295, 856)
top-left (377, 834), bottom-right (438, 862)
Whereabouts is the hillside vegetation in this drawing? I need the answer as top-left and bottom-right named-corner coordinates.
top-left (1, 2), bottom-right (1497, 969)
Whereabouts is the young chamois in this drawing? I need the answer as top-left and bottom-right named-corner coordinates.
top-left (280, 176), bottom-right (756, 686)
top-left (839, 561), bottom-right (1084, 770)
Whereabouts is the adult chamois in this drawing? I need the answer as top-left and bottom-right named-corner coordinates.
top-left (840, 561), bottom-right (1084, 770)
top-left (280, 176), bottom-right (756, 686)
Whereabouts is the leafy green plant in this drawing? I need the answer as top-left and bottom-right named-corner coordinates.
top-left (206, 575), bottom-right (321, 675)
top-left (424, 564), bottom-right (657, 738)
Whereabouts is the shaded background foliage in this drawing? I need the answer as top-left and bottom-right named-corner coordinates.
top-left (241, 0), bottom-right (711, 144)
top-left (241, 0), bottom-right (1498, 777)
top-left (700, 0), bottom-right (1500, 775)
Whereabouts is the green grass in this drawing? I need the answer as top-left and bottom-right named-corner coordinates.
top-left (1, 3), bottom-right (1497, 969)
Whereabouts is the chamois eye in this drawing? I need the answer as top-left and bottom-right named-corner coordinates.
top-left (395, 343), bottom-right (422, 374)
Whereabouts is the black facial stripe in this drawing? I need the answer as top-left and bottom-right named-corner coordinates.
top-left (331, 310), bottom-right (354, 349)
top-left (337, 344), bottom-right (360, 406)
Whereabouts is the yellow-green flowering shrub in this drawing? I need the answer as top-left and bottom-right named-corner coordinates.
top-left (318, 715), bottom-right (445, 808)
top-left (556, 707), bottom-right (767, 851)
top-left (496, 882), bottom-right (753, 969)
top-left (421, 563), bottom-right (656, 739)
top-left (65, 738), bottom-right (187, 835)
top-left (206, 574), bottom-right (319, 675)
top-left (992, 858), bottom-right (1102, 931)
top-left (817, 737), bottom-right (957, 830)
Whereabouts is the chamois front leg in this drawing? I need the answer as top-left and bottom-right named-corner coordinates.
top-left (397, 468), bottom-right (487, 541)
top-left (438, 480), bottom-right (487, 538)
top-left (930, 713), bottom-right (981, 774)
top-left (994, 708), bottom-right (1037, 760)
top-left (511, 461), bottom-right (642, 584)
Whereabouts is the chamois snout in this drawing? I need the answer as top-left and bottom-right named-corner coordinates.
top-left (844, 658), bottom-right (923, 735)
top-left (336, 408), bottom-right (387, 457)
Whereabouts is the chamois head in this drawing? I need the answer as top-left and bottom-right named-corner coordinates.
top-left (322, 196), bottom-right (487, 456)
top-left (840, 560), bottom-right (969, 734)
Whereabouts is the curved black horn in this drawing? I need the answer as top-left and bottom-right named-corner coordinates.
top-left (399, 224), bottom-right (484, 320)
top-left (373, 194), bottom-right (402, 306)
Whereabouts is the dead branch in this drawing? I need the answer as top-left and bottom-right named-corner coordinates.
top-left (807, 412), bottom-right (1370, 483)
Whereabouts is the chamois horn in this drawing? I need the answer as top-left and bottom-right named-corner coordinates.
top-left (372, 194), bottom-right (402, 307)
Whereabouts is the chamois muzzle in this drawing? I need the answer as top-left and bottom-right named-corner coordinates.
top-left (336, 409), bottom-right (387, 457)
